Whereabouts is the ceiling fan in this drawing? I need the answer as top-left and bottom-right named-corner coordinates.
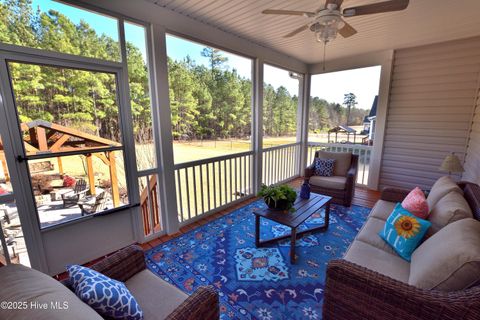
top-left (262, 0), bottom-right (410, 43)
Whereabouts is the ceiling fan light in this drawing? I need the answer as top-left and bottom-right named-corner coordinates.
top-left (316, 28), bottom-right (337, 43)
top-left (318, 14), bottom-right (344, 28)
top-left (314, 23), bottom-right (338, 43)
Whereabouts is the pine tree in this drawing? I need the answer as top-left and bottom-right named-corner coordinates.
top-left (343, 92), bottom-right (357, 126)
top-left (0, 1), bottom-right (367, 144)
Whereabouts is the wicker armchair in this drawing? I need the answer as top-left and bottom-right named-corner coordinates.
top-left (304, 151), bottom-right (358, 206)
top-left (62, 245), bottom-right (219, 320)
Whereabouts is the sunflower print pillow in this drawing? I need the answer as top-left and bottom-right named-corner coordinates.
top-left (379, 203), bottom-right (431, 261)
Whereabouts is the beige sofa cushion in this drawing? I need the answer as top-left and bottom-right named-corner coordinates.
top-left (125, 269), bottom-right (187, 320)
top-left (356, 217), bottom-right (397, 256)
top-left (427, 191), bottom-right (472, 235)
top-left (0, 264), bottom-right (102, 320)
top-left (409, 218), bottom-right (480, 291)
top-left (426, 176), bottom-right (463, 212)
top-left (317, 151), bottom-right (351, 176)
top-left (344, 240), bottom-right (410, 283)
top-left (368, 200), bottom-right (396, 221)
top-left (309, 176), bottom-right (346, 190)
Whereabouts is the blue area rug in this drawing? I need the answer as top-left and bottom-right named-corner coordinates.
top-left (145, 200), bottom-right (371, 320)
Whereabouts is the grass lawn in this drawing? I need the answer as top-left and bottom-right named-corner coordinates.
top-left (172, 136), bottom-right (298, 164)
top-left (26, 132), bottom-right (369, 226)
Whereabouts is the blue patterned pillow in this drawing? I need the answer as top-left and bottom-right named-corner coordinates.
top-left (314, 158), bottom-right (335, 176)
top-left (379, 203), bottom-right (431, 261)
top-left (67, 265), bottom-right (143, 320)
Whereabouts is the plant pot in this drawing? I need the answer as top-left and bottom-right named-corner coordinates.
top-left (266, 199), bottom-right (290, 211)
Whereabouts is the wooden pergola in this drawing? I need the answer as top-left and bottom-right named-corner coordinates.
top-left (328, 125), bottom-right (357, 144)
top-left (1, 120), bottom-right (122, 206)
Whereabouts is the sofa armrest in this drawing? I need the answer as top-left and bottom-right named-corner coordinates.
top-left (323, 259), bottom-right (480, 320)
top-left (90, 245), bottom-right (146, 282)
top-left (166, 286), bottom-right (219, 320)
top-left (380, 187), bottom-right (410, 203)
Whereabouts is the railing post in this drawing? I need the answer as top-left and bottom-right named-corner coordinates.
top-left (252, 58), bottom-right (264, 193)
top-left (298, 73), bottom-right (311, 176)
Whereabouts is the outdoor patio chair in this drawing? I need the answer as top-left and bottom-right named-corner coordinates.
top-left (304, 150), bottom-right (358, 206)
top-left (61, 179), bottom-right (88, 208)
top-left (78, 192), bottom-right (107, 216)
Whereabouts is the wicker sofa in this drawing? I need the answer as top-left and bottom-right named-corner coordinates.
top-left (304, 150), bottom-right (358, 206)
top-left (323, 178), bottom-right (480, 320)
top-left (0, 245), bottom-right (219, 320)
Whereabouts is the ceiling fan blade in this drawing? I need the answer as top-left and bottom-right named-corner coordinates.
top-left (338, 21), bottom-right (357, 38)
top-left (284, 24), bottom-right (309, 38)
top-left (262, 9), bottom-right (315, 16)
top-left (343, 0), bottom-right (409, 17)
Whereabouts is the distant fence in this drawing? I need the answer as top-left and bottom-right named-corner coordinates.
top-left (173, 138), bottom-right (298, 149)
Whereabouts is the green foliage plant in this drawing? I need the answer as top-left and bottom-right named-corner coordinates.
top-left (258, 184), bottom-right (297, 210)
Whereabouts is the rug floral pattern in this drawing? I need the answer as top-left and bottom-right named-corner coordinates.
top-left (145, 200), bottom-right (371, 320)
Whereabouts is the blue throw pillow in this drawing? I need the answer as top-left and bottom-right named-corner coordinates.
top-left (314, 158), bottom-right (335, 176)
top-left (379, 203), bottom-right (431, 262)
top-left (67, 265), bottom-right (143, 320)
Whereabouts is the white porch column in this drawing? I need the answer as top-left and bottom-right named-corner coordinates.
top-left (368, 50), bottom-right (394, 190)
top-left (252, 58), bottom-right (264, 193)
top-left (149, 24), bottom-right (179, 234)
top-left (297, 73), bottom-right (311, 176)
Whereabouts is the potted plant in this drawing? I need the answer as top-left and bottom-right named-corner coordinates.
top-left (258, 184), bottom-right (297, 211)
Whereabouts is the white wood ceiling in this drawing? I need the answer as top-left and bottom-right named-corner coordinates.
top-left (144, 0), bottom-right (480, 64)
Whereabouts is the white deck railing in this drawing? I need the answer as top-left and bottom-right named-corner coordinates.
top-left (170, 142), bottom-right (369, 225)
top-left (307, 142), bottom-right (372, 186)
top-left (262, 142), bottom-right (301, 186)
top-left (173, 143), bottom-right (302, 225)
top-left (174, 151), bottom-right (254, 225)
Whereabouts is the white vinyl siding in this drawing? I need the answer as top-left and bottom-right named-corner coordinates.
top-left (463, 86), bottom-right (480, 185)
top-left (379, 37), bottom-right (480, 190)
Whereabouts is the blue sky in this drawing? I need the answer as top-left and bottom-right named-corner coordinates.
top-left (32, 0), bottom-right (147, 59)
top-left (29, 1), bottom-right (379, 109)
top-left (165, 34), bottom-right (252, 79)
top-left (312, 66), bottom-right (381, 109)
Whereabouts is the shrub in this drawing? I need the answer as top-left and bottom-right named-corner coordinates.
top-left (63, 175), bottom-right (76, 187)
top-left (258, 184), bottom-right (297, 210)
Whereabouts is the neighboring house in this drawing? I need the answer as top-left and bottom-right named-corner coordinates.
top-left (362, 95), bottom-right (378, 144)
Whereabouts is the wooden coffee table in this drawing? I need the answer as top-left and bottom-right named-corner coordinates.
top-left (253, 193), bottom-right (332, 264)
